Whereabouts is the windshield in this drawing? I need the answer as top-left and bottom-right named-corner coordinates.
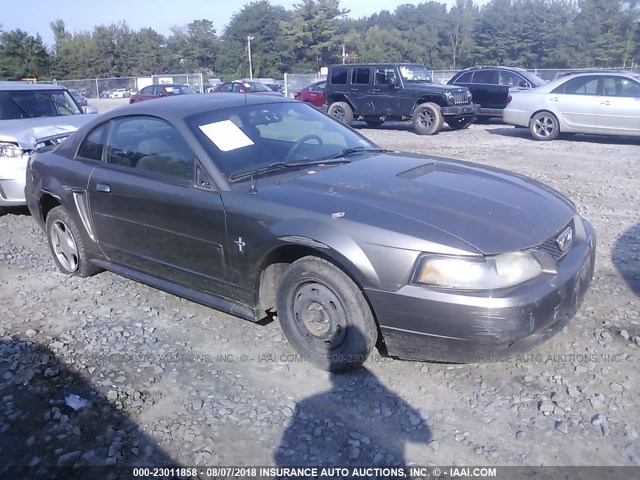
top-left (247, 82), bottom-right (272, 92)
top-left (0, 89), bottom-right (82, 120)
top-left (399, 64), bottom-right (432, 83)
top-left (166, 85), bottom-right (197, 95)
top-left (187, 102), bottom-right (376, 180)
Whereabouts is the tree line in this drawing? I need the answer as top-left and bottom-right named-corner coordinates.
top-left (0, 0), bottom-right (638, 81)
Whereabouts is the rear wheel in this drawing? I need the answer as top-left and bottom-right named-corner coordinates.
top-left (276, 256), bottom-right (377, 372)
top-left (46, 206), bottom-right (101, 277)
top-left (447, 116), bottom-right (474, 130)
top-left (530, 111), bottom-right (559, 141)
top-left (327, 102), bottom-right (354, 126)
top-left (412, 102), bottom-right (444, 135)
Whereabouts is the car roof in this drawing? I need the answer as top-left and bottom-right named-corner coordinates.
top-left (0, 82), bottom-right (66, 91)
top-left (152, 83), bottom-right (189, 87)
top-left (105, 92), bottom-right (296, 119)
top-left (559, 70), bottom-right (636, 77)
top-left (459, 66), bottom-right (527, 72)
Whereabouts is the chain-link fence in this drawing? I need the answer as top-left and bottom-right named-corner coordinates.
top-left (39, 73), bottom-right (204, 99)
top-left (284, 73), bottom-right (327, 98)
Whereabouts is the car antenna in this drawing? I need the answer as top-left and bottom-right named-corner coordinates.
top-left (249, 174), bottom-right (258, 195)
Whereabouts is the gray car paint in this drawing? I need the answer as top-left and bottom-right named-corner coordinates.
top-left (25, 94), bottom-right (596, 362)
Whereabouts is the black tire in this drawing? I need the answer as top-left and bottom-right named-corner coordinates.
top-left (446, 116), bottom-right (474, 130)
top-left (529, 111), bottom-right (559, 141)
top-left (327, 101), bottom-right (354, 126)
top-left (364, 118), bottom-right (385, 128)
top-left (0, 206), bottom-right (6, 216)
top-left (412, 102), bottom-right (444, 135)
top-left (45, 206), bottom-right (101, 277)
top-left (276, 256), bottom-right (377, 372)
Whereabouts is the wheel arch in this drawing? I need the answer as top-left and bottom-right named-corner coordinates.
top-left (39, 192), bottom-right (62, 224)
top-left (327, 94), bottom-right (355, 111)
top-left (529, 109), bottom-right (562, 130)
top-left (254, 225), bottom-right (380, 315)
top-left (413, 96), bottom-right (444, 113)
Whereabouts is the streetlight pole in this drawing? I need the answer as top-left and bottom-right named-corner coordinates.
top-left (247, 36), bottom-right (255, 80)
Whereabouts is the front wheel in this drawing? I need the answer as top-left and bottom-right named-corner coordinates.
top-left (530, 111), bottom-right (559, 141)
top-left (446, 116), bottom-right (474, 130)
top-left (327, 102), bottom-right (354, 126)
top-left (276, 256), bottom-right (378, 372)
top-left (46, 206), bottom-right (101, 277)
top-left (412, 102), bottom-right (444, 135)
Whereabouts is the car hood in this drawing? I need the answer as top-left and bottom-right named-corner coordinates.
top-left (261, 154), bottom-right (575, 255)
top-left (404, 82), bottom-right (468, 93)
top-left (0, 115), bottom-right (94, 150)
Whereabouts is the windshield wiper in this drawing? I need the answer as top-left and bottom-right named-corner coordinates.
top-left (325, 146), bottom-right (391, 160)
top-left (228, 158), bottom-right (352, 182)
top-left (3, 95), bottom-right (32, 118)
top-left (35, 94), bottom-right (78, 116)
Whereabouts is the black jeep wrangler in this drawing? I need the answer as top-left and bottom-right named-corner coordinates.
top-left (325, 63), bottom-right (479, 135)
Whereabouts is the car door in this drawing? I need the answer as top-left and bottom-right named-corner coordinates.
top-left (348, 66), bottom-right (375, 115)
top-left (597, 75), bottom-right (640, 135)
top-left (548, 75), bottom-right (601, 132)
top-left (85, 115), bottom-right (232, 297)
top-left (139, 85), bottom-right (156, 101)
top-left (370, 66), bottom-right (403, 116)
top-left (470, 69), bottom-right (503, 110)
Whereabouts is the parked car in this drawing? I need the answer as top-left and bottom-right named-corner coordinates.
top-left (325, 63), bottom-right (478, 134)
top-left (210, 81), bottom-right (283, 96)
top-left (110, 88), bottom-right (130, 99)
top-left (448, 66), bottom-right (546, 120)
top-left (129, 84), bottom-right (197, 104)
top-left (503, 71), bottom-right (640, 140)
top-left (294, 80), bottom-right (326, 108)
top-left (25, 94), bottom-right (595, 371)
top-left (68, 89), bottom-right (88, 107)
top-left (0, 82), bottom-right (96, 212)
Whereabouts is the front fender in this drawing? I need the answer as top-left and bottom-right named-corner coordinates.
top-left (269, 218), bottom-right (381, 288)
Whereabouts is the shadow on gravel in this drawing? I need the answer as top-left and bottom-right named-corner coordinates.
top-left (353, 121), bottom-right (475, 135)
top-left (275, 331), bottom-right (431, 473)
top-left (612, 224), bottom-right (640, 297)
top-left (0, 338), bottom-right (176, 479)
top-left (487, 127), bottom-right (640, 145)
top-left (0, 206), bottom-right (31, 217)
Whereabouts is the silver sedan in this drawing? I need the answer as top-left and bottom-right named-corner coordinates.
top-left (503, 71), bottom-right (640, 140)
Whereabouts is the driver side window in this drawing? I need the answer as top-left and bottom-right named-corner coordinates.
top-left (106, 116), bottom-right (195, 182)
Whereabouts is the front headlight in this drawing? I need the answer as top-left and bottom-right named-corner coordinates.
top-left (0, 142), bottom-right (25, 158)
top-left (413, 251), bottom-right (542, 290)
top-left (444, 92), bottom-right (454, 105)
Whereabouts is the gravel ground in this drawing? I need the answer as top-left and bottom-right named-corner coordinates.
top-left (1, 121), bottom-right (639, 474)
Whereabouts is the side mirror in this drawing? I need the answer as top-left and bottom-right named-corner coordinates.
top-left (519, 80), bottom-right (531, 88)
top-left (388, 77), bottom-right (400, 88)
top-left (83, 105), bottom-right (98, 115)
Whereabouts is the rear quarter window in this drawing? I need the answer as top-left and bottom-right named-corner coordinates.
top-left (330, 68), bottom-right (348, 85)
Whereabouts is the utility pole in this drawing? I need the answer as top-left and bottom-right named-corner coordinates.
top-left (247, 36), bottom-right (255, 80)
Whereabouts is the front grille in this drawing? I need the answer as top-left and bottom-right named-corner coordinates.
top-left (452, 91), bottom-right (468, 105)
top-left (537, 218), bottom-right (575, 260)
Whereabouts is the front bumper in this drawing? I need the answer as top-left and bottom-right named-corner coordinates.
top-left (366, 218), bottom-right (596, 363)
top-left (441, 103), bottom-right (480, 118)
top-left (0, 154), bottom-right (29, 206)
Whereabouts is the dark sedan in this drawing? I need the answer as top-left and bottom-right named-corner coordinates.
top-left (129, 83), bottom-right (197, 104)
top-left (25, 94), bottom-right (595, 371)
top-left (211, 81), bottom-right (283, 96)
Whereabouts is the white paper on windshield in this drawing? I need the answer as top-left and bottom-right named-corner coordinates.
top-left (199, 120), bottom-right (254, 152)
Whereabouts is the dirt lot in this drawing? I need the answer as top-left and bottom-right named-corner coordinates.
top-left (1, 120), bottom-right (639, 474)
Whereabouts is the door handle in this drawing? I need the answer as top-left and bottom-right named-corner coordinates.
top-left (601, 101), bottom-right (610, 105)
top-left (372, 89), bottom-right (381, 93)
top-left (350, 88), bottom-right (359, 92)
top-left (96, 183), bottom-right (111, 193)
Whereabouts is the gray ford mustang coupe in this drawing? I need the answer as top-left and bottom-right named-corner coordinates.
top-left (25, 94), bottom-right (596, 371)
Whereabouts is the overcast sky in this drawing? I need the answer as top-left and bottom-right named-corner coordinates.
top-left (2, 0), bottom-right (468, 47)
